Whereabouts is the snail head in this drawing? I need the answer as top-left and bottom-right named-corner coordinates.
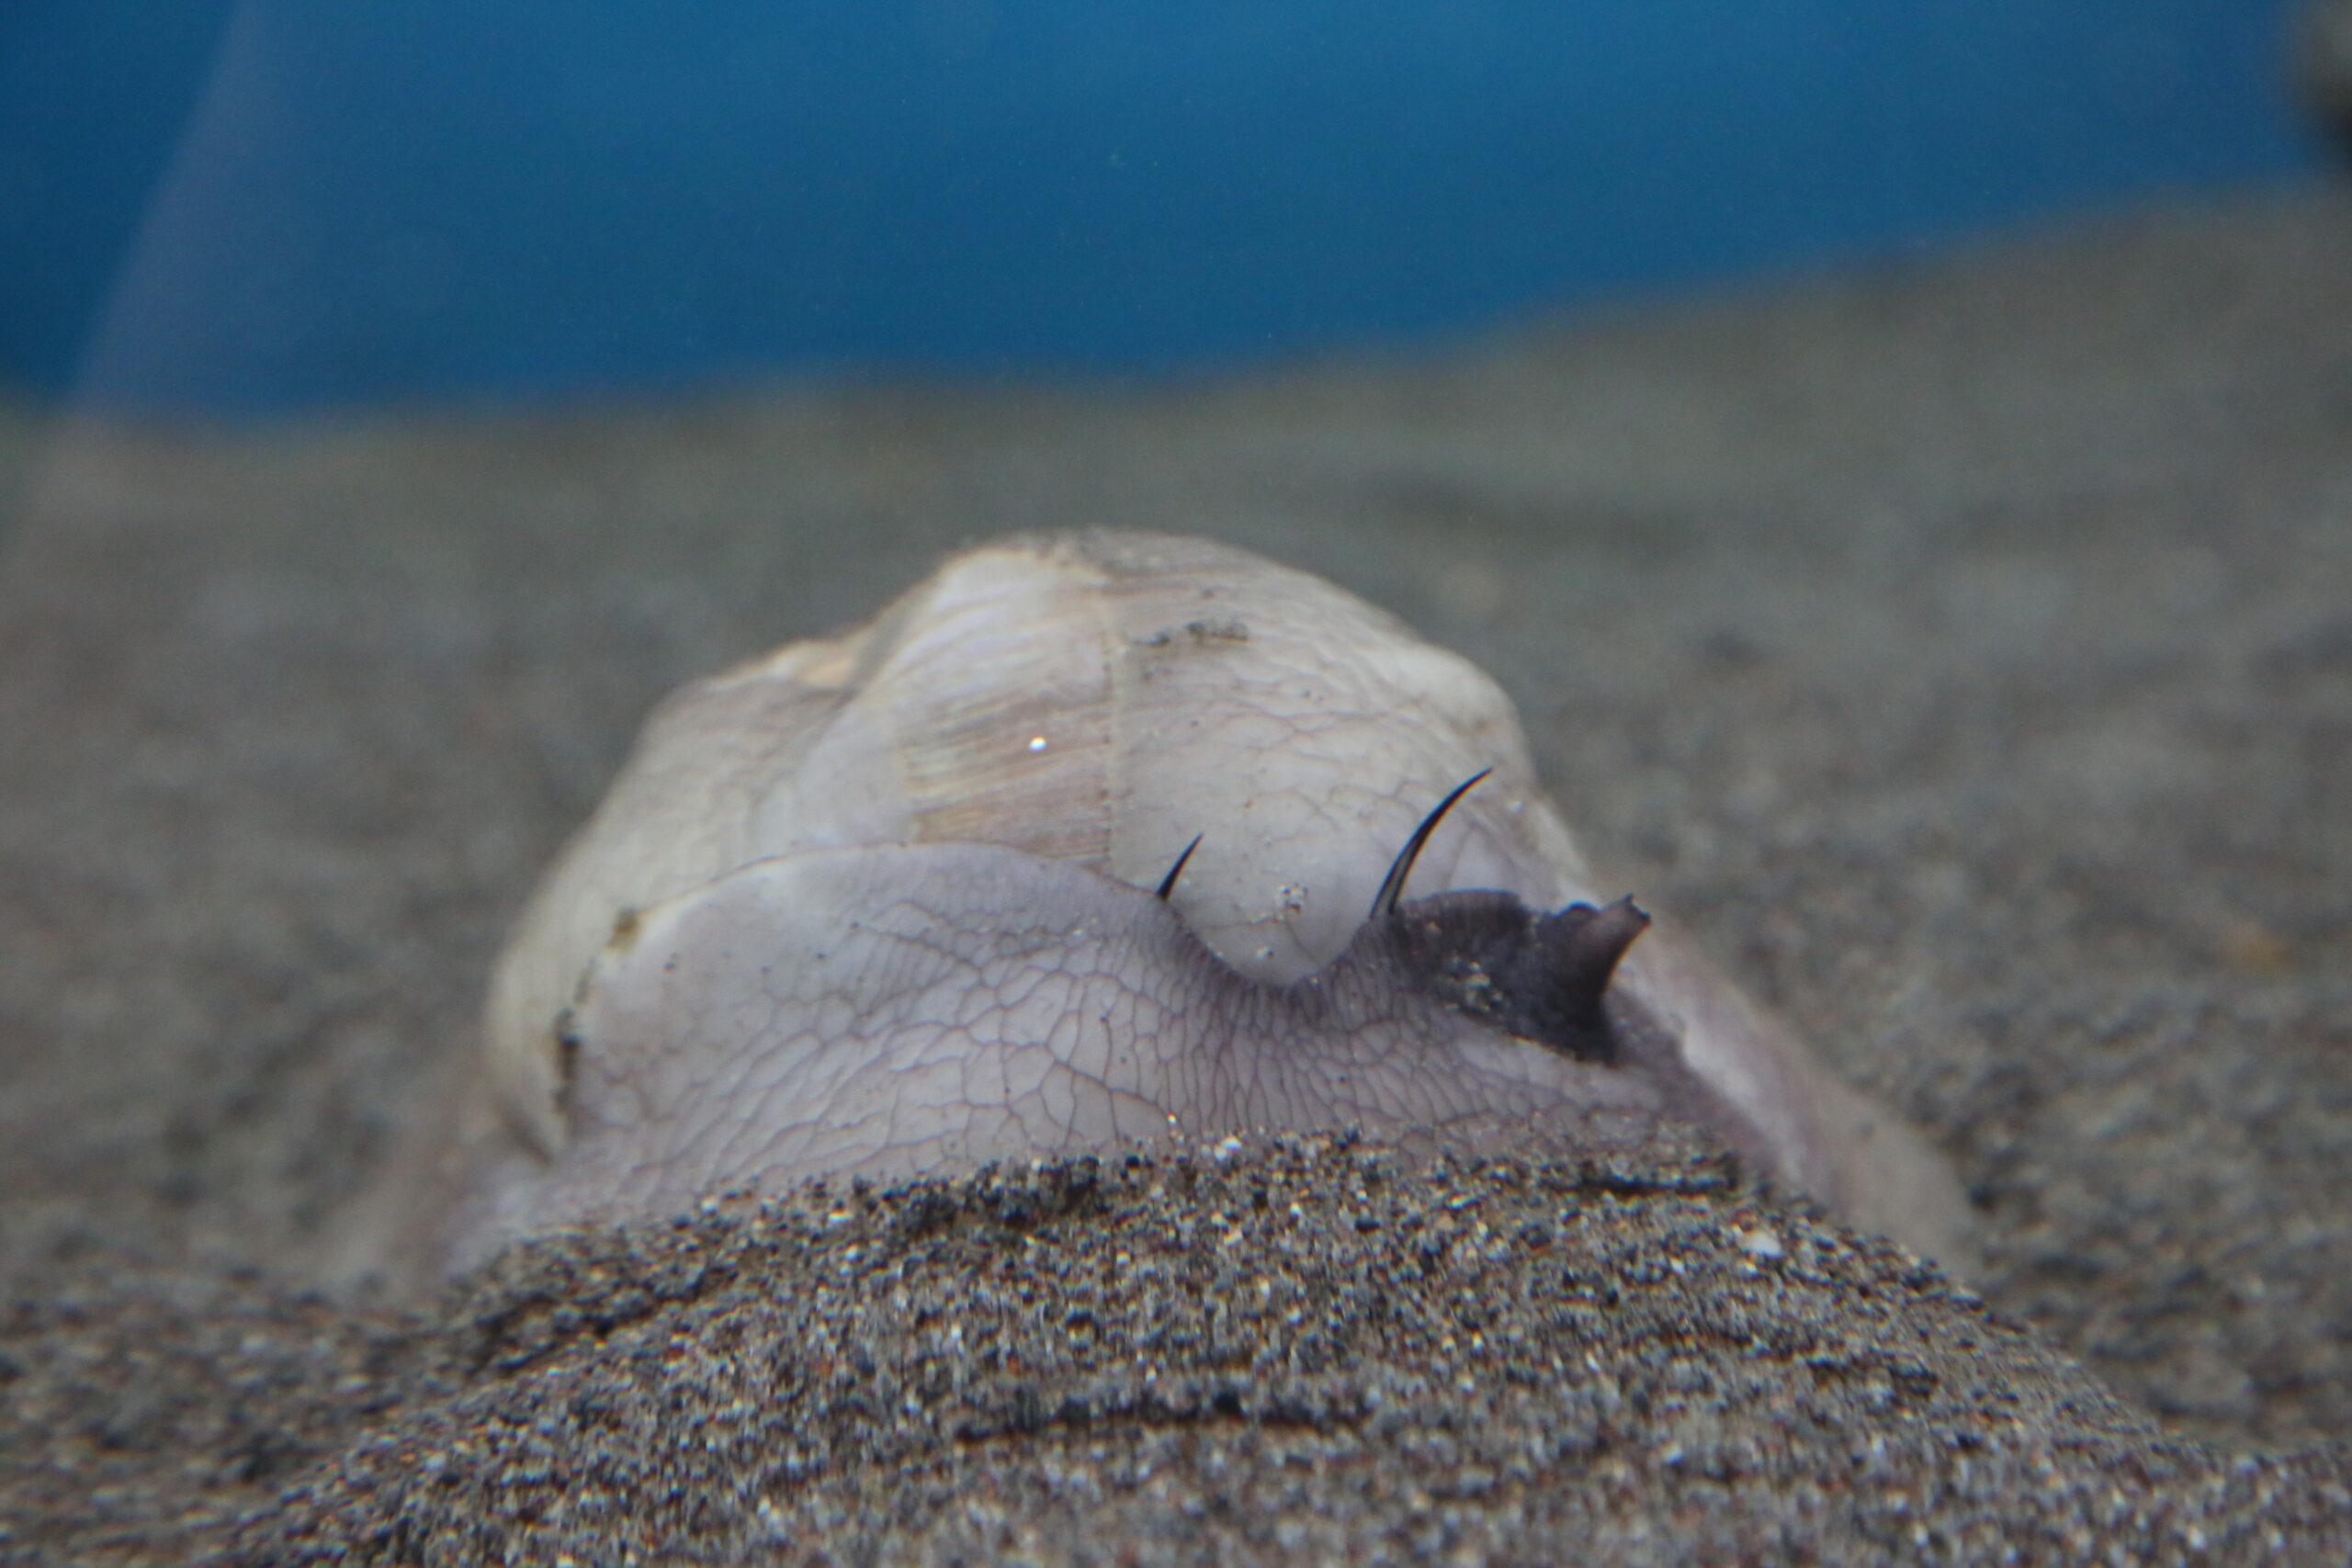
top-left (1371, 770), bottom-right (1652, 1065)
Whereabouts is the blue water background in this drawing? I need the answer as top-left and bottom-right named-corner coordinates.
top-left (0, 0), bottom-right (2323, 416)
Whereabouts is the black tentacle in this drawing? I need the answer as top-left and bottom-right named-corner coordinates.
top-left (1155, 834), bottom-right (1204, 901)
top-left (1368, 768), bottom-right (1493, 919)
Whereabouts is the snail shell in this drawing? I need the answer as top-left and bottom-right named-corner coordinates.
top-left (448, 530), bottom-right (1969, 1274)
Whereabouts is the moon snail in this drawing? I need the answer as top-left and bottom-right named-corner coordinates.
top-left (402, 530), bottom-right (1971, 1280)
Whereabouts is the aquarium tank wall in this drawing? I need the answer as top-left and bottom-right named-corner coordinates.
top-left (0, 0), bottom-right (2327, 415)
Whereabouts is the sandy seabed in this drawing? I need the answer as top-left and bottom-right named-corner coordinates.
top-left (2, 190), bottom-right (2349, 1563)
